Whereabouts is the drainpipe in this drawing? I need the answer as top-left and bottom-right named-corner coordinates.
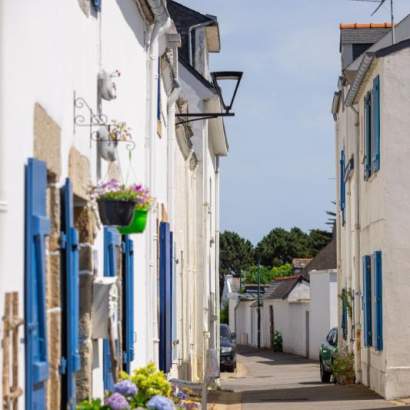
top-left (351, 105), bottom-right (362, 382)
top-left (188, 21), bottom-right (216, 68)
top-left (145, 0), bottom-right (172, 365)
top-left (214, 156), bottom-right (221, 361)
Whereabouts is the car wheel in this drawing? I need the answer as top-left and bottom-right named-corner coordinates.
top-left (320, 361), bottom-right (331, 383)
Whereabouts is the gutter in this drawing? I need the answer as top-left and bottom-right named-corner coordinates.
top-left (345, 53), bottom-right (375, 107)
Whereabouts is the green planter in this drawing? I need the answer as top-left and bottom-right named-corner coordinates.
top-left (118, 209), bottom-right (148, 235)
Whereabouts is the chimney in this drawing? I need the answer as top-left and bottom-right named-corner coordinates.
top-left (339, 23), bottom-right (392, 70)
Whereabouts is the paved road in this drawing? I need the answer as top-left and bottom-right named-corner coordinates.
top-left (210, 347), bottom-right (410, 410)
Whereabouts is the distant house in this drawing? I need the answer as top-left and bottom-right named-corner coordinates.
top-left (261, 276), bottom-right (310, 356)
top-left (292, 258), bottom-right (312, 274)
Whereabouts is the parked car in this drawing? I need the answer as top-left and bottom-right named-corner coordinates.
top-left (220, 324), bottom-right (236, 372)
top-left (319, 327), bottom-right (338, 382)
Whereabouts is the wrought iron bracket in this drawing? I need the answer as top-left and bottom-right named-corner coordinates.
top-left (175, 112), bottom-right (235, 126)
top-left (73, 93), bottom-right (135, 151)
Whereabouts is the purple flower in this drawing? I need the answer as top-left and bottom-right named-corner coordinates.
top-left (176, 391), bottom-right (188, 400)
top-left (104, 393), bottom-right (130, 410)
top-left (146, 395), bottom-right (175, 410)
top-left (113, 380), bottom-right (138, 397)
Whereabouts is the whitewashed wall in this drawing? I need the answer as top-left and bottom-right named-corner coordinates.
top-left (309, 270), bottom-right (337, 360)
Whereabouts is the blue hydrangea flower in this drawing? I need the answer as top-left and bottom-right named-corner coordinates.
top-left (104, 392), bottom-right (130, 410)
top-left (146, 395), bottom-right (175, 410)
top-left (113, 380), bottom-right (138, 397)
top-left (176, 390), bottom-right (188, 400)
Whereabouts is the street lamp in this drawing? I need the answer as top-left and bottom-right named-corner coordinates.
top-left (176, 71), bottom-right (243, 125)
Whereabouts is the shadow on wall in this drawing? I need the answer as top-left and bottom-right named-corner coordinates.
top-left (116, 0), bottom-right (146, 47)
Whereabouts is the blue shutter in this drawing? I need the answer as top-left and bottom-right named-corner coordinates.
top-left (92, 0), bottom-right (101, 11)
top-left (374, 251), bottom-right (383, 351)
top-left (25, 158), bottom-right (50, 410)
top-left (122, 236), bottom-right (135, 373)
top-left (372, 76), bottom-right (381, 172)
top-left (103, 227), bottom-right (120, 391)
top-left (159, 222), bottom-right (172, 373)
top-left (362, 255), bottom-right (372, 347)
top-left (171, 233), bottom-right (177, 362)
top-left (61, 179), bottom-right (81, 409)
top-left (157, 58), bottom-right (161, 122)
top-left (364, 93), bottom-right (372, 179)
top-left (340, 149), bottom-right (346, 224)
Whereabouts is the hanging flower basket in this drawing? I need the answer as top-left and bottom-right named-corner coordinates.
top-left (93, 179), bottom-right (138, 227)
top-left (118, 209), bottom-right (148, 234)
top-left (118, 184), bottom-right (153, 235)
top-left (98, 199), bottom-right (136, 226)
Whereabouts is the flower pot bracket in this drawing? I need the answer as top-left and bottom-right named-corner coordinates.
top-left (73, 92), bottom-right (135, 151)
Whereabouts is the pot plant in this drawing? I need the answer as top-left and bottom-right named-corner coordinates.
top-left (332, 349), bottom-right (355, 385)
top-left (97, 121), bottom-right (132, 162)
top-left (94, 179), bottom-right (137, 227)
top-left (118, 184), bottom-right (153, 235)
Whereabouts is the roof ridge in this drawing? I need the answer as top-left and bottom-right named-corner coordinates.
top-left (340, 23), bottom-right (392, 30)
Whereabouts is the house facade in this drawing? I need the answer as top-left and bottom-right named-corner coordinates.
top-left (0, 1), bottom-right (234, 408)
top-left (332, 16), bottom-right (410, 399)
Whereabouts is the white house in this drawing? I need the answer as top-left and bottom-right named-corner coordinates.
top-left (261, 276), bottom-right (310, 356)
top-left (0, 1), bottom-right (237, 408)
top-left (332, 16), bottom-right (410, 399)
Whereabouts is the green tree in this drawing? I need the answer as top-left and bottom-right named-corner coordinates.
top-left (219, 231), bottom-right (254, 277)
top-left (308, 229), bottom-right (333, 255)
top-left (271, 263), bottom-right (293, 278)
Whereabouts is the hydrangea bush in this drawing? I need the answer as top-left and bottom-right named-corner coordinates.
top-left (76, 363), bottom-right (201, 410)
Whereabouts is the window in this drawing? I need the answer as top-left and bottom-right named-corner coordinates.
top-left (362, 251), bottom-right (383, 351)
top-left (364, 75), bottom-right (381, 179)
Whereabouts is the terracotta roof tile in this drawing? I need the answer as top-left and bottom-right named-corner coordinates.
top-left (340, 23), bottom-right (392, 30)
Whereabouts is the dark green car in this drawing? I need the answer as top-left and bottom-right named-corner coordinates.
top-left (319, 327), bottom-right (338, 382)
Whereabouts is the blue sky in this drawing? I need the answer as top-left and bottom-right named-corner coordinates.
top-left (181, 0), bottom-right (409, 244)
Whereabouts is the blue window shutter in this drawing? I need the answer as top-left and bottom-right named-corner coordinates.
top-left (157, 58), bottom-right (161, 121)
top-left (362, 255), bottom-right (372, 347)
top-left (372, 76), bottom-right (381, 172)
top-left (92, 0), bottom-right (101, 11)
top-left (103, 227), bottom-right (120, 391)
top-left (25, 158), bottom-right (50, 410)
top-left (171, 233), bottom-right (177, 362)
top-left (122, 236), bottom-right (135, 373)
top-left (374, 251), bottom-right (383, 351)
top-left (61, 179), bottom-right (80, 409)
top-left (340, 149), bottom-right (346, 224)
top-left (159, 222), bottom-right (172, 372)
top-left (364, 93), bottom-right (372, 179)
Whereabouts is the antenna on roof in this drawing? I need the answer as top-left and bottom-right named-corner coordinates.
top-left (350, 0), bottom-right (395, 43)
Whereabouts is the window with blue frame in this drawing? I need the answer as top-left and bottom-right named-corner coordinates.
top-left (362, 251), bottom-right (383, 351)
top-left (364, 75), bottom-right (381, 179)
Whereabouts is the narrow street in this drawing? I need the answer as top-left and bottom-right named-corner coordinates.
top-left (210, 347), bottom-right (410, 410)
